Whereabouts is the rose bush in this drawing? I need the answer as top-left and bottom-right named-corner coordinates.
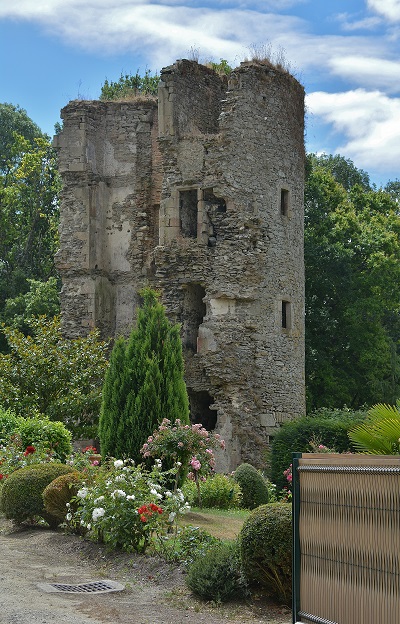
top-left (141, 419), bottom-right (225, 503)
top-left (69, 458), bottom-right (189, 553)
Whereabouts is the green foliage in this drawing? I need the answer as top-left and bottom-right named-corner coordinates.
top-left (99, 289), bottom-right (189, 462)
top-left (305, 154), bottom-right (400, 409)
top-left (182, 473), bottom-right (241, 509)
top-left (0, 407), bottom-right (19, 444)
top-left (240, 503), bottom-right (292, 603)
top-left (0, 462), bottom-right (74, 524)
top-left (15, 415), bottom-right (72, 461)
top-left (270, 409), bottom-right (366, 490)
top-left (0, 132), bottom-right (60, 341)
top-left (43, 470), bottom-right (84, 523)
top-left (171, 525), bottom-right (221, 566)
top-left (3, 277), bottom-right (60, 335)
top-left (0, 316), bottom-right (109, 437)
top-left (233, 463), bottom-right (269, 509)
top-left (100, 70), bottom-right (159, 100)
top-left (186, 539), bottom-right (248, 603)
top-left (209, 59), bottom-right (232, 75)
top-left (0, 103), bottom-right (43, 172)
top-left (348, 402), bottom-right (400, 454)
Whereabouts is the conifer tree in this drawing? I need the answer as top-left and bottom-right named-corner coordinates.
top-left (98, 288), bottom-right (190, 461)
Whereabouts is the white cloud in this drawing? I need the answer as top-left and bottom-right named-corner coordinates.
top-left (368, 0), bottom-right (400, 22)
top-left (336, 12), bottom-right (382, 31)
top-left (0, 1), bottom-right (306, 66)
top-left (307, 89), bottom-right (400, 173)
top-left (329, 55), bottom-right (400, 94)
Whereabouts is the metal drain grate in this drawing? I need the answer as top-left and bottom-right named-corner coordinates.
top-left (37, 580), bottom-right (125, 594)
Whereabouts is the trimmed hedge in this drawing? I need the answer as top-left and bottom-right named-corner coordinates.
top-left (233, 463), bottom-right (269, 509)
top-left (0, 463), bottom-right (74, 525)
top-left (0, 407), bottom-right (19, 444)
top-left (270, 408), bottom-right (367, 490)
top-left (43, 470), bottom-right (84, 523)
top-left (240, 503), bottom-right (292, 604)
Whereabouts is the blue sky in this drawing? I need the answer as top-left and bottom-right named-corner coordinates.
top-left (0, 0), bottom-right (399, 187)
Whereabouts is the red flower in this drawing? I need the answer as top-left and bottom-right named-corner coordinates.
top-left (137, 505), bottom-right (148, 515)
top-left (140, 515), bottom-right (147, 522)
top-left (82, 446), bottom-right (97, 453)
top-left (0, 474), bottom-right (3, 480)
top-left (24, 445), bottom-right (36, 456)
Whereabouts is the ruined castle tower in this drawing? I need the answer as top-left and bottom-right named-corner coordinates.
top-left (55, 59), bottom-right (305, 471)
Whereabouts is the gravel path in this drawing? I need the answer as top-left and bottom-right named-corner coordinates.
top-left (0, 519), bottom-right (291, 624)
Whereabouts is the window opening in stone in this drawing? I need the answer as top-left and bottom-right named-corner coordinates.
top-left (282, 300), bottom-right (291, 329)
top-left (280, 189), bottom-right (289, 216)
top-left (188, 390), bottom-right (217, 431)
top-left (182, 284), bottom-right (206, 352)
top-left (204, 188), bottom-right (226, 213)
top-left (179, 189), bottom-right (198, 238)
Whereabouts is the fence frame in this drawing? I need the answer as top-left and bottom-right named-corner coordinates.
top-left (292, 452), bottom-right (400, 624)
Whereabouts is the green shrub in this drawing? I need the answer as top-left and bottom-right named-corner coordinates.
top-left (233, 463), bottom-right (269, 509)
top-left (43, 471), bottom-right (84, 523)
top-left (240, 503), bottom-right (292, 604)
top-left (173, 525), bottom-right (221, 567)
top-left (0, 462), bottom-right (74, 525)
top-left (15, 416), bottom-right (72, 461)
top-left (182, 473), bottom-right (242, 509)
top-left (0, 407), bottom-right (19, 444)
top-left (270, 408), bottom-right (367, 490)
top-left (186, 539), bottom-right (248, 602)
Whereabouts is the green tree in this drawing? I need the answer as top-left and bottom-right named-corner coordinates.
top-left (100, 70), bottom-right (159, 100)
top-left (0, 316), bottom-right (109, 437)
top-left (305, 154), bottom-right (400, 410)
top-left (2, 277), bottom-right (60, 334)
top-left (99, 289), bottom-right (190, 461)
top-left (0, 103), bottom-right (43, 172)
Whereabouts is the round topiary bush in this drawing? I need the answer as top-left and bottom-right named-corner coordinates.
top-left (186, 539), bottom-right (248, 602)
top-left (240, 502), bottom-right (292, 604)
top-left (43, 470), bottom-right (84, 524)
top-left (0, 463), bottom-right (74, 525)
top-left (233, 463), bottom-right (269, 509)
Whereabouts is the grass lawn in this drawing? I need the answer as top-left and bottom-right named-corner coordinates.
top-left (179, 508), bottom-right (250, 540)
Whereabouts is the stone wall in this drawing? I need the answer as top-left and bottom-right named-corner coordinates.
top-left (55, 59), bottom-right (305, 471)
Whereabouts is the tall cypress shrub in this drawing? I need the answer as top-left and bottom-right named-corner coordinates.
top-left (99, 289), bottom-right (189, 461)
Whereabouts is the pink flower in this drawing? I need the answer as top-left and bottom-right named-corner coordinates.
top-left (190, 457), bottom-right (201, 471)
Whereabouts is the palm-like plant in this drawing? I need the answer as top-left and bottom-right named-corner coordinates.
top-left (348, 402), bottom-right (400, 455)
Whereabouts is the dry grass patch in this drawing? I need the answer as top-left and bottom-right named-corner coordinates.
top-left (179, 508), bottom-right (250, 540)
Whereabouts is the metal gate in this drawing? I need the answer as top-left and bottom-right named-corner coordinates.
top-left (292, 453), bottom-right (400, 624)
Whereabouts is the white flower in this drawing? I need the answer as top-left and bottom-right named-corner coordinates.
top-left (92, 507), bottom-right (105, 521)
top-left (115, 474), bottom-right (125, 482)
top-left (165, 491), bottom-right (172, 498)
top-left (87, 523), bottom-right (91, 530)
top-left (77, 487), bottom-right (88, 499)
top-left (155, 459), bottom-right (162, 467)
top-left (111, 489), bottom-right (126, 499)
top-left (114, 459), bottom-right (124, 468)
top-left (150, 488), bottom-right (158, 495)
top-left (168, 512), bottom-right (176, 523)
top-left (176, 461), bottom-right (182, 467)
top-left (94, 496), bottom-right (105, 504)
top-left (66, 512), bottom-right (72, 521)
top-left (126, 494), bottom-right (135, 501)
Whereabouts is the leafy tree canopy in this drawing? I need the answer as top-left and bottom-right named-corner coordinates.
top-left (305, 154), bottom-right (400, 410)
top-left (0, 316), bottom-right (109, 438)
top-left (0, 103), bottom-right (44, 172)
top-left (100, 70), bottom-right (159, 100)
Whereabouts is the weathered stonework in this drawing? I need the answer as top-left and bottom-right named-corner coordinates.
top-left (55, 59), bottom-right (306, 471)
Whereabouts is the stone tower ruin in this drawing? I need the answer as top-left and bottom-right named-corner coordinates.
top-left (55, 59), bottom-right (305, 471)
